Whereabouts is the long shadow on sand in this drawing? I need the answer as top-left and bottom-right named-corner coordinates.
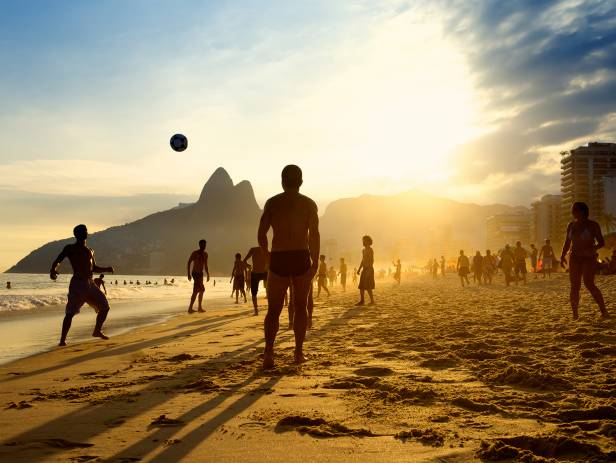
top-left (1, 303), bottom-right (361, 462)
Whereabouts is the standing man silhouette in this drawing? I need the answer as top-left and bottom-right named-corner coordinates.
top-left (50, 224), bottom-right (114, 346)
top-left (258, 165), bottom-right (320, 369)
top-left (187, 239), bottom-right (210, 313)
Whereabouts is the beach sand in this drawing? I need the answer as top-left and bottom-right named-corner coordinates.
top-left (1, 274), bottom-right (615, 462)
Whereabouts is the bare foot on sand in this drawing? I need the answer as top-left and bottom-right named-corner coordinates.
top-left (294, 351), bottom-right (307, 364)
top-left (188, 309), bottom-right (195, 314)
top-left (262, 353), bottom-right (275, 370)
top-left (58, 340), bottom-right (66, 347)
top-left (355, 301), bottom-right (364, 306)
top-left (92, 330), bottom-right (109, 340)
top-left (198, 308), bottom-right (205, 313)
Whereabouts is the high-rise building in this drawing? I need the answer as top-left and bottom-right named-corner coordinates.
top-left (531, 194), bottom-right (562, 246)
top-left (486, 213), bottom-right (531, 251)
top-left (561, 142), bottom-right (616, 222)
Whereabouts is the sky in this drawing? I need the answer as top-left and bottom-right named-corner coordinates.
top-left (1, 0), bottom-right (616, 270)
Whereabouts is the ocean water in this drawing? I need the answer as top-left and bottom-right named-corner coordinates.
top-left (0, 274), bottom-right (256, 365)
top-left (0, 273), bottom-right (234, 313)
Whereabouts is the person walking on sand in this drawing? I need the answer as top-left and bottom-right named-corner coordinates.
top-left (328, 265), bottom-right (337, 287)
top-left (392, 259), bottom-right (402, 285)
top-left (93, 274), bottom-right (107, 295)
top-left (456, 250), bottom-right (470, 287)
top-left (561, 202), bottom-right (609, 320)
top-left (50, 224), bottom-right (114, 346)
top-left (230, 253), bottom-right (248, 304)
top-left (356, 235), bottom-right (375, 306)
top-left (530, 244), bottom-right (538, 279)
top-left (472, 251), bottom-right (483, 285)
top-left (482, 250), bottom-right (495, 285)
top-left (339, 258), bottom-right (348, 292)
top-left (317, 255), bottom-right (330, 297)
top-left (258, 165), bottom-right (320, 369)
top-left (187, 239), bottom-right (210, 314)
top-left (440, 256), bottom-right (446, 277)
top-left (244, 246), bottom-right (268, 315)
top-left (500, 245), bottom-right (514, 286)
top-left (539, 239), bottom-right (555, 279)
top-left (513, 241), bottom-right (528, 285)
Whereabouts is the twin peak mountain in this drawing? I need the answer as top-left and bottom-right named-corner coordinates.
top-left (8, 168), bottom-right (526, 274)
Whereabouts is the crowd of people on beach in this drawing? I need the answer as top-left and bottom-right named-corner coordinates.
top-left (45, 165), bottom-right (610, 368)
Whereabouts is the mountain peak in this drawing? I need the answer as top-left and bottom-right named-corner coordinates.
top-left (198, 167), bottom-right (234, 203)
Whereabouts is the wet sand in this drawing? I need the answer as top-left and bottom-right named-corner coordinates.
top-left (0, 274), bottom-right (615, 462)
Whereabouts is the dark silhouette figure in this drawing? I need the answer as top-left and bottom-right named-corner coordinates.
top-left (356, 235), bottom-right (375, 305)
top-left (561, 202), bottom-right (608, 319)
top-left (230, 253), bottom-right (248, 304)
top-left (472, 251), bottom-right (483, 285)
top-left (50, 224), bottom-right (114, 346)
top-left (530, 243), bottom-right (538, 278)
top-left (316, 255), bottom-right (330, 297)
top-left (187, 239), bottom-right (210, 313)
top-left (5, 282), bottom-right (10, 289)
top-left (440, 256), bottom-right (446, 277)
top-left (500, 245), bottom-right (514, 286)
top-left (393, 258), bottom-right (401, 285)
top-left (456, 250), bottom-right (470, 287)
top-left (539, 238), bottom-right (555, 278)
top-left (93, 274), bottom-right (107, 295)
top-left (258, 165), bottom-right (320, 369)
top-left (338, 257), bottom-right (347, 291)
top-left (513, 241), bottom-right (528, 285)
top-left (244, 246), bottom-right (268, 315)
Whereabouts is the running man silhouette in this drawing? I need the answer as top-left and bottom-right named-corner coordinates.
top-left (561, 202), bottom-right (609, 319)
top-left (258, 165), bottom-right (320, 369)
top-left (50, 224), bottom-right (114, 346)
top-left (244, 246), bottom-right (268, 315)
top-left (187, 239), bottom-right (210, 313)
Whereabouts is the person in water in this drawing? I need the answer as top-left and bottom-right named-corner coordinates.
top-left (187, 239), bottom-right (210, 313)
top-left (456, 250), bottom-right (470, 287)
top-left (230, 253), bottom-right (248, 304)
top-left (539, 239), bottom-right (555, 279)
top-left (356, 235), bottom-right (375, 305)
top-left (560, 202), bottom-right (609, 319)
top-left (258, 165), bottom-right (320, 369)
top-left (50, 224), bottom-right (114, 346)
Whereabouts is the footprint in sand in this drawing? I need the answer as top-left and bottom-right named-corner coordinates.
top-left (70, 456), bottom-right (101, 462)
top-left (149, 415), bottom-right (184, 428)
top-left (353, 366), bottom-right (394, 377)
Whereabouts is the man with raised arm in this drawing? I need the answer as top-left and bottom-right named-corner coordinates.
top-left (258, 165), bottom-right (320, 369)
top-left (187, 239), bottom-right (210, 313)
top-left (50, 224), bottom-right (114, 346)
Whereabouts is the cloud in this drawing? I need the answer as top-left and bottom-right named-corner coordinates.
top-left (439, 0), bottom-right (616, 193)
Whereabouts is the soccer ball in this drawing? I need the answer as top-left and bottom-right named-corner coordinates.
top-left (170, 133), bottom-right (188, 152)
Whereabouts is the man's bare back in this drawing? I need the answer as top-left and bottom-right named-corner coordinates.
top-left (244, 246), bottom-right (267, 273)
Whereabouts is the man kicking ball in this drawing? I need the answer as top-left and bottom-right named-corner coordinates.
top-left (50, 224), bottom-right (114, 346)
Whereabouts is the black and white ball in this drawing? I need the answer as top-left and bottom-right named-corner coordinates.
top-left (170, 133), bottom-right (188, 152)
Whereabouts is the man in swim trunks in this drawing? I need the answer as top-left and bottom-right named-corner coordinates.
top-left (561, 202), bottom-right (608, 319)
top-left (50, 224), bottom-right (114, 346)
top-left (244, 246), bottom-right (268, 315)
top-left (539, 238), bottom-right (555, 279)
top-left (258, 164), bottom-right (320, 369)
top-left (187, 239), bottom-right (210, 314)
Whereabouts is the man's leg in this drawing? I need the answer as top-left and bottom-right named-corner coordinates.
top-left (188, 291), bottom-right (197, 313)
top-left (582, 259), bottom-right (608, 316)
top-left (93, 309), bottom-right (109, 339)
top-left (198, 291), bottom-right (205, 312)
top-left (88, 285), bottom-right (111, 339)
top-left (287, 282), bottom-right (295, 329)
top-left (59, 314), bottom-right (75, 346)
top-left (569, 258), bottom-right (583, 319)
top-left (290, 272), bottom-right (311, 362)
top-left (250, 276), bottom-right (259, 315)
top-left (263, 272), bottom-right (288, 368)
top-left (367, 289), bottom-right (375, 304)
